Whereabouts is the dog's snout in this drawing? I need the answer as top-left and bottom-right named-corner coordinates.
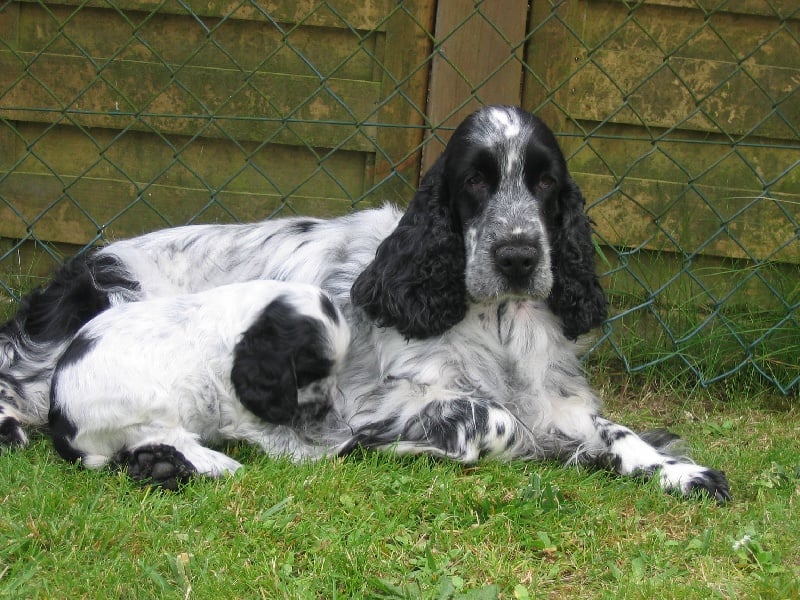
top-left (493, 241), bottom-right (539, 281)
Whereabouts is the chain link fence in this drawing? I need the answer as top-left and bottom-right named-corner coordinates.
top-left (1, 0), bottom-right (798, 393)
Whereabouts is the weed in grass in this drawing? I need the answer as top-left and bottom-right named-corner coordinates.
top-left (752, 461), bottom-right (795, 492)
top-left (516, 472), bottom-right (567, 513)
top-left (369, 544), bottom-right (503, 600)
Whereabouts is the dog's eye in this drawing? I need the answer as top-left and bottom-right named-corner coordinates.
top-left (467, 173), bottom-right (487, 189)
top-left (538, 175), bottom-right (556, 190)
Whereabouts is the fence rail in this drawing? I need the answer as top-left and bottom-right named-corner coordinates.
top-left (1, 0), bottom-right (798, 393)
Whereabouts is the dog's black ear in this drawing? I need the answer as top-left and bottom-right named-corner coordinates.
top-left (547, 178), bottom-right (607, 340)
top-left (231, 298), bottom-right (336, 425)
top-left (351, 156), bottom-right (467, 338)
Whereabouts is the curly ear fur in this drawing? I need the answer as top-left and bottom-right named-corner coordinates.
top-left (231, 298), bottom-right (336, 425)
top-left (547, 178), bottom-right (607, 340)
top-left (351, 157), bottom-right (467, 339)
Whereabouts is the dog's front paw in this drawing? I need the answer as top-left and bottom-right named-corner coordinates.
top-left (660, 462), bottom-right (731, 503)
top-left (123, 444), bottom-right (197, 490)
top-left (685, 467), bottom-right (731, 503)
top-left (0, 408), bottom-right (29, 448)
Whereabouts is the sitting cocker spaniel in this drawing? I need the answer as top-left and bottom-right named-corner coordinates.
top-left (0, 105), bottom-right (729, 501)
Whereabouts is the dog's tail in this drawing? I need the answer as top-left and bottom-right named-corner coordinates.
top-left (0, 251), bottom-right (140, 447)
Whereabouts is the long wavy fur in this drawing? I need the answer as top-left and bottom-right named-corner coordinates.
top-left (547, 178), bottom-right (607, 340)
top-left (351, 156), bottom-right (467, 339)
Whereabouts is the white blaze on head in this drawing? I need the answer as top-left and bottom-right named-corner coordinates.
top-left (487, 108), bottom-right (524, 177)
top-left (488, 107), bottom-right (521, 140)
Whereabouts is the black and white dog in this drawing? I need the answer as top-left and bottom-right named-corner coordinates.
top-left (49, 281), bottom-right (351, 485)
top-left (0, 106), bottom-right (729, 500)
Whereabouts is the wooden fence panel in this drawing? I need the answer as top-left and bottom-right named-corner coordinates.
top-left (0, 0), bottom-right (435, 245)
top-left (421, 0), bottom-right (528, 172)
top-left (524, 0), bottom-right (799, 266)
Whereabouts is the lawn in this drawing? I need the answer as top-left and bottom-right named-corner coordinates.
top-left (1, 361), bottom-right (798, 599)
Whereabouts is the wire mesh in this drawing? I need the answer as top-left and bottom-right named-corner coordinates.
top-left (0, 0), bottom-right (797, 393)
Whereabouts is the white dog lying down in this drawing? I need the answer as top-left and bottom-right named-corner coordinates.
top-left (49, 281), bottom-right (351, 486)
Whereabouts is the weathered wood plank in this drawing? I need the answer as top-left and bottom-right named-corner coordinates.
top-left (586, 3), bottom-right (800, 68)
top-left (525, 1), bottom-right (800, 135)
top-left (14, 3), bottom-right (380, 81)
top-left (526, 0), bottom-right (799, 270)
top-left (560, 50), bottom-right (799, 140)
top-left (0, 50), bottom-right (381, 151)
top-left (0, 118), bottom-right (369, 245)
top-left (0, 122), bottom-right (14, 171)
top-left (0, 0), bottom-right (18, 43)
top-left (579, 172), bottom-right (799, 264)
top-left (560, 121), bottom-right (800, 197)
top-left (2, 121), bottom-right (367, 200)
top-left (612, 0), bottom-right (800, 19)
top-left (0, 172), bottom-right (357, 244)
top-left (364, 0), bottom-right (436, 206)
top-left (0, 0), bottom-right (439, 294)
top-left (421, 0), bottom-right (528, 173)
top-left (15, 0), bottom-right (395, 31)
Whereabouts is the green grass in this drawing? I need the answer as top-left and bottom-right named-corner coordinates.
top-left (1, 372), bottom-right (798, 599)
top-left (599, 298), bottom-right (800, 394)
top-left (598, 252), bottom-right (800, 394)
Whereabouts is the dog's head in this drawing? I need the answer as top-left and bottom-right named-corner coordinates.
top-left (352, 105), bottom-right (606, 340)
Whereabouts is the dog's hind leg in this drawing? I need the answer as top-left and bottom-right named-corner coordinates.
top-left (55, 420), bottom-right (242, 489)
top-left (1, 252), bottom-right (141, 447)
top-left (113, 428), bottom-right (243, 489)
top-left (230, 292), bottom-right (348, 426)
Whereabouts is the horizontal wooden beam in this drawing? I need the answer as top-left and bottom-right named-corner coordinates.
top-left (0, 172), bottom-right (358, 244)
top-left (580, 172), bottom-right (800, 264)
top-left (0, 51), bottom-right (381, 152)
top-left (15, 0), bottom-right (395, 31)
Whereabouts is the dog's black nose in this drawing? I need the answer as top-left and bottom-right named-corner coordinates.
top-left (494, 242), bottom-right (539, 281)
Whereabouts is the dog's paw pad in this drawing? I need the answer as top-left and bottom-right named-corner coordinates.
top-left (125, 444), bottom-right (196, 490)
